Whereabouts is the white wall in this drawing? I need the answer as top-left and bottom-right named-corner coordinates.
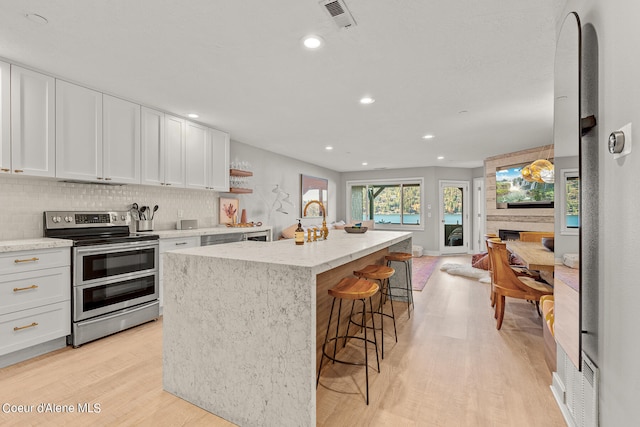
top-left (559, 0), bottom-right (640, 425)
top-left (230, 140), bottom-right (341, 239)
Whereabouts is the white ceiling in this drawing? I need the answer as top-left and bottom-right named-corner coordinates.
top-left (0, 0), bottom-right (564, 172)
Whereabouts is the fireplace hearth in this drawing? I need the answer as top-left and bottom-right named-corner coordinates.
top-left (499, 229), bottom-right (523, 241)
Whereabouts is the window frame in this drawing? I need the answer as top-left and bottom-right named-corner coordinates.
top-left (345, 178), bottom-right (424, 231)
top-left (560, 168), bottom-right (580, 236)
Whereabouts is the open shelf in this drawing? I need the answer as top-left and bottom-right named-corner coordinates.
top-left (228, 187), bottom-right (253, 194)
top-left (230, 169), bottom-right (253, 177)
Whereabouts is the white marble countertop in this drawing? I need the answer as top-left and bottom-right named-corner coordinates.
top-left (0, 226), bottom-right (273, 252)
top-left (0, 238), bottom-right (73, 253)
top-left (151, 225), bottom-right (272, 239)
top-left (168, 230), bottom-right (411, 274)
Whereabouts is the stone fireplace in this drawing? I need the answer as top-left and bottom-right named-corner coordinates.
top-left (485, 145), bottom-right (555, 236)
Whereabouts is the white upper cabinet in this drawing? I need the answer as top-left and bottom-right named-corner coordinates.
top-left (9, 66), bottom-right (56, 177)
top-left (164, 114), bottom-right (186, 187)
top-left (103, 94), bottom-right (141, 184)
top-left (185, 121), bottom-right (209, 189)
top-left (55, 80), bottom-right (103, 181)
top-left (141, 107), bottom-right (165, 186)
top-left (0, 61), bottom-right (9, 174)
top-left (208, 128), bottom-right (230, 191)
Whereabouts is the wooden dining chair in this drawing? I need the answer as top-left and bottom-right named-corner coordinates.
top-left (484, 234), bottom-right (500, 307)
top-left (519, 231), bottom-right (555, 243)
top-left (486, 239), bottom-right (553, 330)
top-left (484, 235), bottom-right (539, 308)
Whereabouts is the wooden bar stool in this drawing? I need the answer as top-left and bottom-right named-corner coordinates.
top-left (385, 252), bottom-right (414, 317)
top-left (352, 264), bottom-right (396, 359)
top-left (316, 276), bottom-right (380, 405)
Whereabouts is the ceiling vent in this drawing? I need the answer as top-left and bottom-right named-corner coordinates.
top-left (319, 0), bottom-right (357, 29)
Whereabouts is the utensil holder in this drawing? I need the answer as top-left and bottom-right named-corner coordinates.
top-left (136, 220), bottom-right (154, 232)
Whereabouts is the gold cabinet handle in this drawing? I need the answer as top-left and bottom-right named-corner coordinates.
top-left (14, 257), bottom-right (39, 264)
top-left (13, 284), bottom-right (39, 292)
top-left (1, 168), bottom-right (10, 172)
top-left (104, 177), bottom-right (112, 181)
top-left (14, 169), bottom-right (24, 173)
top-left (14, 322), bottom-right (38, 331)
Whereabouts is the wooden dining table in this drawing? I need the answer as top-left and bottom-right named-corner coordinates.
top-left (506, 240), bottom-right (555, 273)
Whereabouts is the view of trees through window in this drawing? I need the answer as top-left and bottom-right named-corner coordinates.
top-left (566, 176), bottom-right (580, 228)
top-left (350, 182), bottom-right (421, 225)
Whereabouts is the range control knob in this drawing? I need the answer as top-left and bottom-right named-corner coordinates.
top-left (121, 215), bottom-right (127, 221)
top-left (52, 216), bottom-right (62, 223)
top-left (111, 214), bottom-right (117, 222)
top-left (64, 216), bottom-right (73, 223)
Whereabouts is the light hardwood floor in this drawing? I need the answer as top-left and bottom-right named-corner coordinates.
top-left (0, 255), bottom-right (566, 426)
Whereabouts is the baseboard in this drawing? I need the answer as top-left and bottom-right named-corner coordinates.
top-left (551, 373), bottom-right (577, 427)
top-left (0, 337), bottom-right (68, 368)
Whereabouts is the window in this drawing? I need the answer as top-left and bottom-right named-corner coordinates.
top-left (346, 178), bottom-right (423, 230)
top-left (560, 168), bottom-right (579, 235)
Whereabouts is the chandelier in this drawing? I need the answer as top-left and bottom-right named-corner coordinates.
top-left (521, 148), bottom-right (554, 184)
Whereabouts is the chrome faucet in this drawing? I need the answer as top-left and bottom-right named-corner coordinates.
top-left (303, 200), bottom-right (329, 240)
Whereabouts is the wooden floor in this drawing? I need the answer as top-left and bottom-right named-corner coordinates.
top-left (0, 255), bottom-right (566, 426)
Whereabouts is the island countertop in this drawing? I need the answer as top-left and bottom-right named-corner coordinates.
top-left (162, 229), bottom-right (413, 427)
top-left (167, 229), bottom-right (412, 273)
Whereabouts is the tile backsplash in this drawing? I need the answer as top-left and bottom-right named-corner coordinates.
top-left (0, 175), bottom-right (219, 241)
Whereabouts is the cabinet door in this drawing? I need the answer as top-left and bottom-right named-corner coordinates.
top-left (164, 114), bottom-right (185, 187)
top-left (103, 95), bottom-right (141, 184)
top-left (141, 107), bottom-right (165, 186)
top-left (10, 66), bottom-right (56, 177)
top-left (55, 80), bottom-right (103, 181)
top-left (0, 61), bottom-right (9, 174)
top-left (185, 121), bottom-right (209, 189)
top-left (208, 128), bottom-right (230, 191)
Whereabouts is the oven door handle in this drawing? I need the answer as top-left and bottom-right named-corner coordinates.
top-left (77, 301), bottom-right (158, 326)
top-left (74, 241), bottom-right (158, 256)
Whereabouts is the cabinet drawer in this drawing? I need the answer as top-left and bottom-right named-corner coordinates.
top-left (0, 267), bottom-right (70, 315)
top-left (0, 301), bottom-right (71, 356)
top-left (0, 248), bottom-right (70, 275)
top-left (159, 237), bottom-right (199, 253)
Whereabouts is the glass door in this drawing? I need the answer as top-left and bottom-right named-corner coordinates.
top-left (439, 180), bottom-right (469, 254)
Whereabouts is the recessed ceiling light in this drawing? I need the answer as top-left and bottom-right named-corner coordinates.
top-left (359, 97), bottom-right (375, 105)
top-left (437, 156), bottom-right (444, 160)
top-left (362, 162), bottom-right (368, 166)
top-left (325, 146), bottom-right (333, 151)
top-left (187, 113), bottom-right (199, 119)
top-left (25, 13), bottom-right (48, 25)
top-left (422, 134), bottom-right (435, 140)
top-left (302, 35), bottom-right (324, 49)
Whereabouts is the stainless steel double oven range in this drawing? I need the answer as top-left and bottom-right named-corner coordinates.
top-left (44, 211), bottom-right (159, 347)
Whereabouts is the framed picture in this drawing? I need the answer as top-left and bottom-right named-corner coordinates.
top-left (219, 197), bottom-right (239, 224)
top-left (301, 174), bottom-right (328, 217)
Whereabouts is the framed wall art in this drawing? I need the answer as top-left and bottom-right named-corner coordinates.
top-left (219, 197), bottom-right (239, 224)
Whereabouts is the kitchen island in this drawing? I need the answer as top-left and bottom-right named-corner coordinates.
top-left (162, 230), bottom-right (412, 427)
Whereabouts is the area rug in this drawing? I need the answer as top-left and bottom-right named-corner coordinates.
top-left (412, 256), bottom-right (440, 291)
top-left (440, 263), bottom-right (491, 283)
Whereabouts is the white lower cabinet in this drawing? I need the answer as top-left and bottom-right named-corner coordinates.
top-left (158, 237), bottom-right (199, 310)
top-left (0, 248), bottom-right (71, 357)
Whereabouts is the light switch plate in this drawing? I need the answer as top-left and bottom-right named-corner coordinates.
top-left (612, 122), bottom-right (632, 159)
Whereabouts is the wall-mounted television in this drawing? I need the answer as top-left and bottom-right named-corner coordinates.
top-left (495, 162), bottom-right (554, 209)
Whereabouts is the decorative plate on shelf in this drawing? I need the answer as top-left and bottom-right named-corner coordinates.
top-left (344, 226), bottom-right (368, 234)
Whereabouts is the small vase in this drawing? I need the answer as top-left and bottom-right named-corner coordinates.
top-left (240, 209), bottom-right (247, 224)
